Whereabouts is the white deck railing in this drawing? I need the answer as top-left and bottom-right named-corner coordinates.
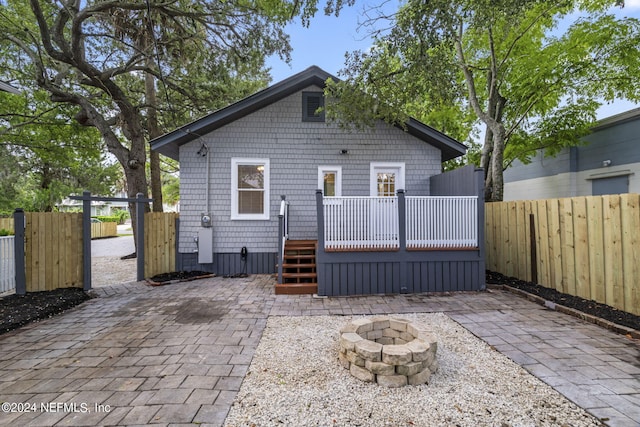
top-left (405, 196), bottom-right (478, 248)
top-left (0, 236), bottom-right (16, 294)
top-left (323, 196), bottom-right (478, 251)
top-left (324, 197), bottom-right (399, 250)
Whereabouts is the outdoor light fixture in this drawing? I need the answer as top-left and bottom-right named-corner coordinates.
top-left (197, 143), bottom-right (209, 157)
top-left (602, 159), bottom-right (612, 167)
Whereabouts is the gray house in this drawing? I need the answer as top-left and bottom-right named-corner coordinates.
top-left (503, 107), bottom-right (640, 200)
top-left (150, 66), bottom-right (485, 296)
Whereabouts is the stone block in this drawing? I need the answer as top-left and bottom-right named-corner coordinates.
top-left (428, 359), bottom-right (439, 373)
top-left (355, 339), bottom-right (383, 362)
top-left (337, 352), bottom-right (350, 369)
top-left (340, 333), bottom-right (363, 352)
top-left (351, 318), bottom-right (373, 335)
top-left (350, 364), bottom-right (375, 382)
top-left (366, 329), bottom-right (383, 340)
top-left (420, 352), bottom-right (435, 370)
top-left (406, 339), bottom-right (430, 362)
top-left (345, 350), bottom-right (365, 367)
top-left (395, 361), bottom-right (423, 376)
top-left (382, 328), bottom-right (400, 338)
top-left (371, 317), bottom-right (390, 330)
top-left (394, 338), bottom-right (407, 345)
top-left (340, 323), bottom-right (359, 334)
top-left (400, 331), bottom-right (415, 341)
top-left (382, 345), bottom-right (412, 365)
top-left (377, 374), bottom-right (408, 388)
top-left (365, 360), bottom-right (395, 376)
top-left (377, 337), bottom-right (394, 345)
top-left (408, 367), bottom-right (432, 385)
top-left (388, 318), bottom-right (409, 332)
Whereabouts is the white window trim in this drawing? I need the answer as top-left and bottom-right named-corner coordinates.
top-left (231, 158), bottom-right (270, 220)
top-left (370, 162), bottom-right (405, 196)
top-left (318, 166), bottom-right (342, 197)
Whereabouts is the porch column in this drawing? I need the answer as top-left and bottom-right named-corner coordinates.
top-left (315, 190), bottom-right (326, 295)
top-left (397, 189), bottom-right (408, 293)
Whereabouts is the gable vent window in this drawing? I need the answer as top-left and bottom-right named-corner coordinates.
top-left (302, 91), bottom-right (325, 122)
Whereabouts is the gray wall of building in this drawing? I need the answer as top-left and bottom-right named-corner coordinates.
top-left (503, 113), bottom-right (640, 200)
top-left (178, 84), bottom-right (442, 274)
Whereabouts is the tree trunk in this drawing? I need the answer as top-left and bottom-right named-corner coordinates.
top-left (491, 127), bottom-right (506, 201)
top-left (145, 57), bottom-right (164, 212)
top-left (124, 155), bottom-right (150, 254)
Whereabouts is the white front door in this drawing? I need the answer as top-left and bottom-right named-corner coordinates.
top-left (370, 162), bottom-right (405, 197)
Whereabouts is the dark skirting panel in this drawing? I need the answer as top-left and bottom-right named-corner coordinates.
top-left (317, 250), bottom-right (485, 296)
top-left (177, 252), bottom-right (276, 276)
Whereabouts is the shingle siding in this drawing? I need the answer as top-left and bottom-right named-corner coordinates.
top-left (179, 85), bottom-right (442, 253)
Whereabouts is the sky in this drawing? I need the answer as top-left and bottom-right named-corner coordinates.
top-left (265, 0), bottom-right (640, 121)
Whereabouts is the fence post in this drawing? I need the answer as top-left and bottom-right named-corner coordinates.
top-left (82, 191), bottom-right (92, 291)
top-left (529, 213), bottom-right (538, 284)
top-left (136, 193), bottom-right (145, 281)
top-left (13, 208), bottom-right (26, 295)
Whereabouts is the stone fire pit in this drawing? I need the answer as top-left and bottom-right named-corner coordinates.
top-left (338, 316), bottom-right (438, 387)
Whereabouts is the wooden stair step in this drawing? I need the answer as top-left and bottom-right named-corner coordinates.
top-left (285, 240), bottom-right (317, 246)
top-left (282, 263), bottom-right (316, 269)
top-left (275, 283), bottom-right (317, 295)
top-left (282, 272), bottom-right (317, 279)
top-left (283, 253), bottom-right (316, 259)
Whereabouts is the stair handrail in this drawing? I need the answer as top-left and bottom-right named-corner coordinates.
top-left (277, 196), bottom-right (289, 284)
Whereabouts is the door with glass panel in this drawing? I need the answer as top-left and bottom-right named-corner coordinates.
top-left (370, 163), bottom-right (404, 245)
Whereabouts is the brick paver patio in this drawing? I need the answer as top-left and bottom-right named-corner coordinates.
top-left (0, 275), bottom-right (638, 426)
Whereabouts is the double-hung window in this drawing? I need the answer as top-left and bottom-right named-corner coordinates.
top-left (231, 158), bottom-right (270, 220)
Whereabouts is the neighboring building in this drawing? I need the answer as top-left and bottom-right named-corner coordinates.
top-left (503, 108), bottom-right (640, 201)
top-left (150, 66), bottom-right (485, 296)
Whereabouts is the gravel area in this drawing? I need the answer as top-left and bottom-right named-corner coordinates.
top-left (225, 314), bottom-right (601, 427)
top-left (91, 256), bottom-right (136, 287)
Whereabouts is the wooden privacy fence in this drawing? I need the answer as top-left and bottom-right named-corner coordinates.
top-left (24, 212), bottom-right (83, 291)
top-left (2, 218), bottom-right (117, 239)
top-left (91, 221), bottom-right (118, 239)
top-left (485, 194), bottom-right (640, 316)
top-left (144, 212), bottom-right (179, 278)
top-left (0, 218), bottom-right (13, 232)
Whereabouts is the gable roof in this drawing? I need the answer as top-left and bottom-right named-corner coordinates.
top-left (0, 81), bottom-right (20, 94)
top-left (150, 65), bottom-right (467, 161)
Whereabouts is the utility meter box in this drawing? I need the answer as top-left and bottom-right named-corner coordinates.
top-left (198, 228), bottom-right (213, 264)
top-left (201, 213), bottom-right (212, 227)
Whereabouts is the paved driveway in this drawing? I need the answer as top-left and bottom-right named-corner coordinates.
top-left (0, 275), bottom-right (639, 426)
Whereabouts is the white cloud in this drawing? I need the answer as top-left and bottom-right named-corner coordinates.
top-left (624, 0), bottom-right (640, 9)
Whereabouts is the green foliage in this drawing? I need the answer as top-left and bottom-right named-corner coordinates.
top-left (95, 210), bottom-right (129, 224)
top-left (0, 88), bottom-right (122, 212)
top-left (162, 174), bottom-right (180, 206)
top-left (329, 0), bottom-right (640, 200)
top-left (0, 229), bottom-right (13, 236)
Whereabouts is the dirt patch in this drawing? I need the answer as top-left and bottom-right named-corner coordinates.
top-left (149, 270), bottom-right (213, 283)
top-left (487, 270), bottom-right (640, 331)
top-left (0, 288), bottom-right (91, 334)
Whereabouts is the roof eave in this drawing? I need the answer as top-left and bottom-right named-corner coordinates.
top-left (150, 66), bottom-right (335, 160)
top-left (405, 118), bottom-right (467, 161)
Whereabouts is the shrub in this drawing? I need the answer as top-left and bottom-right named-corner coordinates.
top-left (0, 229), bottom-right (13, 236)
